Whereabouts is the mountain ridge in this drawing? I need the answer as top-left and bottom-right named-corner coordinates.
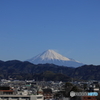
top-left (0, 60), bottom-right (100, 80)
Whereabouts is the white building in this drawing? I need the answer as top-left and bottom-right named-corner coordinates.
top-left (0, 95), bottom-right (43, 100)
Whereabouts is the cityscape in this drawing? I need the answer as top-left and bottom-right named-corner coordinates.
top-left (0, 78), bottom-right (100, 100)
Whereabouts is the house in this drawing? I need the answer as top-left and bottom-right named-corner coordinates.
top-left (82, 96), bottom-right (97, 100)
top-left (0, 86), bottom-right (15, 95)
top-left (37, 87), bottom-right (43, 95)
top-left (43, 88), bottom-right (53, 99)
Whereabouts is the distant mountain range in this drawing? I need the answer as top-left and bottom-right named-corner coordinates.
top-left (27, 50), bottom-right (84, 68)
top-left (0, 60), bottom-right (100, 81)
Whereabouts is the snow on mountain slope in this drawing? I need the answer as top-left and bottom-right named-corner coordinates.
top-left (27, 50), bottom-right (84, 67)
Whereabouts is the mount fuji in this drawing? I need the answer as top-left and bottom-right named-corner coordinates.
top-left (27, 50), bottom-right (84, 67)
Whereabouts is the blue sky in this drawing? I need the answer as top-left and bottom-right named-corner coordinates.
top-left (0, 0), bottom-right (100, 65)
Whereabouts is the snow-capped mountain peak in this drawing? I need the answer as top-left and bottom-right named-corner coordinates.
top-left (38, 49), bottom-right (70, 61)
top-left (27, 49), bottom-right (84, 67)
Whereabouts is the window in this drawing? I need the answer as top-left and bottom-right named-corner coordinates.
top-left (37, 97), bottom-right (43, 99)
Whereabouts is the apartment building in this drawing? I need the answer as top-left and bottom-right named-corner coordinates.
top-left (0, 95), bottom-right (43, 100)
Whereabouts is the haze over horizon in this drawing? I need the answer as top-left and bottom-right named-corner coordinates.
top-left (0, 0), bottom-right (100, 65)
